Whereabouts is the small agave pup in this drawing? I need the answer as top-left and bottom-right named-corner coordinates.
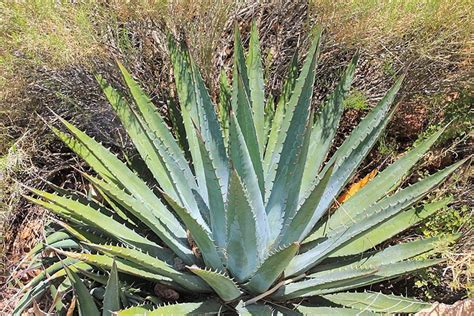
top-left (18, 23), bottom-right (467, 315)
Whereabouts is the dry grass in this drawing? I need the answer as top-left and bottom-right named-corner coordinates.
top-left (310, 0), bottom-right (473, 51)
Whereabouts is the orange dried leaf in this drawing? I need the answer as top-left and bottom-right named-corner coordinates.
top-left (337, 169), bottom-right (378, 204)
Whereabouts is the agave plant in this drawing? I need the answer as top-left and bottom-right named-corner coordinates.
top-left (17, 23), bottom-right (466, 315)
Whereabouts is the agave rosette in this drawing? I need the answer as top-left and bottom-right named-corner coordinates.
top-left (18, 23), bottom-right (466, 315)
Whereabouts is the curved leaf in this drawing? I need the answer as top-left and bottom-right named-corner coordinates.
top-left (188, 265), bottom-right (241, 302)
top-left (245, 242), bottom-right (299, 293)
top-left (103, 260), bottom-right (121, 316)
top-left (65, 266), bottom-right (100, 316)
top-left (322, 291), bottom-right (431, 313)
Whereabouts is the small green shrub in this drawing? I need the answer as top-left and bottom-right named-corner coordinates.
top-left (343, 90), bottom-right (369, 110)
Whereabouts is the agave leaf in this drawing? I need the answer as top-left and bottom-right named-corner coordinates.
top-left (82, 174), bottom-right (189, 263)
top-left (229, 113), bottom-right (270, 250)
top-left (246, 20), bottom-right (265, 152)
top-left (51, 127), bottom-right (117, 184)
top-left (22, 258), bottom-right (79, 293)
top-left (232, 24), bottom-right (250, 98)
top-left (296, 306), bottom-right (377, 316)
top-left (233, 68), bottom-right (265, 196)
top-left (191, 61), bottom-right (229, 200)
top-left (195, 133), bottom-right (226, 251)
top-left (309, 126), bottom-right (448, 241)
top-left (273, 267), bottom-right (377, 300)
top-left (168, 36), bottom-right (208, 201)
top-left (300, 52), bottom-right (359, 196)
top-left (50, 177), bottom-right (137, 227)
top-left (322, 291), bottom-right (431, 313)
top-left (13, 281), bottom-right (51, 316)
top-left (245, 242), bottom-right (299, 293)
top-left (265, 28), bottom-right (322, 241)
top-left (188, 265), bottom-right (241, 302)
top-left (53, 117), bottom-right (192, 262)
top-left (96, 75), bottom-right (178, 200)
top-left (26, 230), bottom-right (70, 258)
top-left (147, 301), bottom-right (223, 315)
top-left (226, 169), bottom-right (261, 282)
top-left (311, 259), bottom-right (443, 296)
top-left (313, 235), bottom-right (454, 274)
top-left (300, 76), bottom-right (404, 239)
top-left (286, 159), bottom-right (463, 276)
top-left (335, 158), bottom-right (466, 230)
top-left (24, 193), bottom-right (172, 262)
top-left (278, 163), bottom-right (334, 246)
top-left (329, 197), bottom-right (453, 256)
top-left (218, 69), bottom-right (231, 144)
top-left (162, 192), bottom-right (224, 271)
top-left (86, 243), bottom-right (210, 293)
top-left (57, 221), bottom-right (108, 245)
top-left (103, 260), bottom-right (121, 316)
top-left (116, 61), bottom-right (196, 190)
top-left (278, 109), bottom-right (315, 233)
top-left (57, 250), bottom-right (179, 285)
top-left (47, 180), bottom-right (128, 224)
top-left (116, 305), bottom-right (152, 315)
top-left (356, 236), bottom-right (454, 268)
top-left (263, 97), bottom-right (275, 146)
top-left (97, 186), bottom-right (138, 227)
top-left (264, 50), bottom-right (299, 175)
top-left (64, 265), bottom-right (100, 316)
top-left (236, 301), bottom-right (274, 316)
